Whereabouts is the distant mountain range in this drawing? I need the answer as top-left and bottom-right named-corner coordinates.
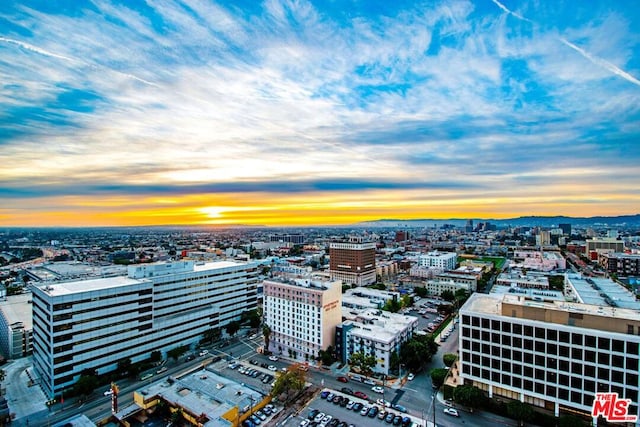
top-left (356, 214), bottom-right (640, 228)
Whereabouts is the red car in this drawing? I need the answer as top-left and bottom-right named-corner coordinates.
top-left (337, 376), bottom-right (349, 383)
top-left (354, 391), bottom-right (368, 400)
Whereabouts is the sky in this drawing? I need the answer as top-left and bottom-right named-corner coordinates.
top-left (1, 0), bottom-right (639, 227)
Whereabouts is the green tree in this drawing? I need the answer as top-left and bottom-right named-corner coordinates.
top-left (117, 358), bottom-right (133, 377)
top-left (453, 385), bottom-right (485, 410)
top-left (507, 401), bottom-right (534, 426)
top-left (318, 345), bottom-right (336, 366)
top-left (399, 334), bottom-right (438, 373)
top-left (262, 324), bottom-right (272, 352)
top-left (73, 374), bottom-right (98, 398)
top-left (443, 353), bottom-right (457, 368)
top-left (202, 327), bottom-right (221, 345)
top-left (441, 290), bottom-right (455, 302)
top-left (382, 298), bottom-right (401, 313)
top-left (225, 320), bottom-right (241, 337)
top-left (149, 350), bottom-right (162, 363)
top-left (167, 345), bottom-right (189, 362)
top-left (430, 368), bottom-right (448, 389)
top-left (349, 351), bottom-right (377, 377)
top-left (558, 414), bottom-right (589, 427)
top-left (414, 287), bottom-right (428, 297)
top-left (271, 364), bottom-right (308, 402)
top-left (389, 351), bottom-right (400, 375)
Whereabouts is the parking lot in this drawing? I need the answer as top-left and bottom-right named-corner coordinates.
top-left (285, 388), bottom-right (423, 427)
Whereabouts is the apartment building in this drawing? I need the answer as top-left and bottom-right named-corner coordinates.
top-left (262, 277), bottom-right (341, 361)
top-left (418, 251), bottom-right (457, 271)
top-left (586, 238), bottom-right (625, 260)
top-left (329, 240), bottom-right (376, 286)
top-left (599, 253), bottom-right (640, 277)
top-left (31, 260), bottom-right (259, 398)
top-left (336, 308), bottom-right (418, 375)
top-left (459, 293), bottom-right (640, 422)
top-left (496, 272), bottom-right (550, 289)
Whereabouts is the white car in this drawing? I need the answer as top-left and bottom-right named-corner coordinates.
top-left (407, 373), bottom-right (415, 381)
top-left (444, 408), bottom-right (460, 417)
top-left (269, 355), bottom-right (279, 361)
top-left (376, 398), bottom-right (391, 407)
top-left (103, 389), bottom-right (113, 396)
top-left (371, 386), bottom-right (384, 394)
top-left (199, 349), bottom-right (209, 356)
top-left (268, 365), bottom-right (277, 371)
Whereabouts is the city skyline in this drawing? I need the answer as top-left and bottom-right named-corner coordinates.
top-left (1, 0), bottom-right (639, 227)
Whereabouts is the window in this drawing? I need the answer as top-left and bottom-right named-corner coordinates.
top-left (585, 350), bottom-right (596, 363)
top-left (585, 335), bottom-right (596, 348)
top-left (502, 322), bottom-right (511, 333)
top-left (571, 333), bottom-right (583, 345)
top-left (535, 328), bottom-right (545, 339)
top-left (524, 326), bottom-right (533, 337)
top-left (598, 337), bottom-right (610, 350)
top-left (559, 331), bottom-right (570, 343)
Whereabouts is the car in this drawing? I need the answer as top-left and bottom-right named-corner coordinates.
top-left (268, 365), bottom-right (277, 371)
top-left (314, 412), bottom-right (325, 423)
top-left (444, 408), bottom-right (460, 417)
top-left (364, 378), bottom-right (376, 385)
top-left (186, 354), bottom-right (195, 361)
top-left (332, 395), bottom-right (342, 404)
top-left (199, 349), bottom-right (209, 356)
top-left (367, 406), bottom-right (379, 417)
top-left (256, 410), bottom-right (267, 420)
top-left (402, 416), bottom-right (412, 427)
top-left (269, 355), bottom-right (279, 361)
top-left (299, 420), bottom-right (310, 427)
top-left (103, 389), bottom-right (113, 396)
top-left (346, 400), bottom-right (355, 410)
top-left (354, 391), bottom-right (368, 400)
top-left (376, 398), bottom-right (391, 407)
top-left (340, 398), bottom-right (349, 407)
top-left (392, 415), bottom-right (402, 425)
top-left (360, 406), bottom-right (369, 416)
top-left (326, 393), bottom-right (335, 401)
top-left (228, 362), bottom-right (239, 369)
top-left (392, 404), bottom-right (407, 413)
top-left (378, 410), bottom-right (387, 420)
top-left (385, 413), bottom-right (395, 423)
top-left (328, 419), bottom-right (339, 427)
top-left (407, 373), bottom-right (415, 381)
top-left (337, 423), bottom-right (348, 427)
top-left (352, 402), bottom-right (363, 412)
top-left (337, 376), bottom-right (349, 383)
top-left (371, 386), bottom-right (384, 394)
top-left (341, 387), bottom-right (354, 395)
top-left (156, 366), bottom-right (168, 374)
top-left (250, 415), bottom-right (261, 425)
top-left (320, 390), bottom-right (330, 399)
top-left (321, 415), bottom-right (332, 426)
top-left (444, 400), bottom-right (454, 407)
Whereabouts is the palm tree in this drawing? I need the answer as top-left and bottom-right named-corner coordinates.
top-left (262, 324), bottom-right (272, 352)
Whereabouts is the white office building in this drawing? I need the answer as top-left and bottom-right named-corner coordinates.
top-left (31, 260), bottom-right (259, 398)
top-left (418, 251), bottom-right (457, 271)
top-left (263, 277), bottom-right (342, 361)
top-left (459, 293), bottom-right (640, 423)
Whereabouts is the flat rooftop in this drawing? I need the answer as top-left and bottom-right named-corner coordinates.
top-left (566, 274), bottom-right (640, 310)
top-left (0, 293), bottom-right (35, 329)
top-left (341, 307), bottom-right (418, 344)
top-left (133, 368), bottom-right (263, 427)
top-left (462, 293), bottom-right (640, 322)
top-left (35, 275), bottom-right (145, 297)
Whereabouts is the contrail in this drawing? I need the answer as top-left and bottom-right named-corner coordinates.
top-left (490, 0), bottom-right (640, 87)
top-left (0, 36), bottom-right (158, 87)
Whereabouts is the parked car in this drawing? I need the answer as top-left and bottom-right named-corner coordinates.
top-left (392, 404), bottom-right (407, 413)
top-left (354, 391), bottom-right (368, 400)
top-left (320, 390), bottom-right (330, 399)
top-left (367, 406), bottom-right (379, 418)
top-left (269, 355), bottom-right (279, 361)
top-left (341, 387), bottom-right (354, 395)
top-left (346, 400), bottom-right (355, 410)
top-left (407, 373), bottom-right (415, 381)
top-left (337, 376), bottom-right (349, 383)
top-left (352, 402), bottom-right (363, 412)
top-left (360, 406), bottom-right (369, 416)
top-left (385, 413), bottom-right (395, 423)
top-left (444, 408), bottom-right (460, 417)
top-left (268, 365), bottom-right (277, 371)
top-left (392, 415), bottom-right (402, 425)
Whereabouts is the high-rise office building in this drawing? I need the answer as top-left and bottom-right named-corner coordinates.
top-left (329, 239), bottom-right (376, 286)
top-left (31, 260), bottom-right (259, 398)
top-left (559, 223), bottom-right (572, 236)
top-left (263, 277), bottom-right (341, 361)
top-left (459, 293), bottom-right (640, 421)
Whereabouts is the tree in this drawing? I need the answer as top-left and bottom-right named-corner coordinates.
top-left (507, 401), bottom-right (534, 426)
top-left (271, 364), bottom-right (307, 402)
top-left (149, 350), bottom-right (162, 363)
top-left (349, 351), bottom-right (377, 377)
top-left (414, 287), bottom-right (428, 297)
top-left (430, 368), bottom-right (448, 389)
top-left (399, 334), bottom-right (438, 373)
top-left (443, 353), bottom-right (457, 368)
top-left (225, 320), bottom-right (241, 337)
top-left (73, 374), bottom-right (98, 398)
top-left (262, 324), bottom-right (272, 352)
top-left (558, 414), bottom-right (589, 427)
top-left (202, 328), bottom-right (221, 345)
top-left (382, 298), bottom-right (401, 313)
top-left (453, 385), bottom-right (485, 410)
top-left (441, 290), bottom-right (455, 302)
top-left (118, 358), bottom-right (133, 377)
top-left (389, 351), bottom-right (400, 375)
top-left (240, 309), bottom-right (261, 329)
top-left (318, 345), bottom-right (336, 366)
top-left (167, 345), bottom-right (189, 362)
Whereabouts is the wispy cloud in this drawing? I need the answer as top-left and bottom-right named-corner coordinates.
top-left (0, 0), bottom-right (639, 226)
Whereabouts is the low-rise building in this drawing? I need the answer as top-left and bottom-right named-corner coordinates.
top-left (598, 253), bottom-right (640, 277)
top-left (418, 251), bottom-right (457, 271)
top-left (336, 308), bottom-right (418, 375)
top-left (0, 293), bottom-right (33, 359)
top-left (496, 272), bottom-right (550, 289)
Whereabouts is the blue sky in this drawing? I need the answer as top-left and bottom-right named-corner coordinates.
top-left (1, 0), bottom-right (639, 226)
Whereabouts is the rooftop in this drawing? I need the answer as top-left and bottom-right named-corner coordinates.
top-left (566, 273), bottom-right (640, 310)
top-left (35, 275), bottom-right (145, 297)
top-left (0, 292), bottom-right (35, 330)
top-left (341, 307), bottom-right (418, 344)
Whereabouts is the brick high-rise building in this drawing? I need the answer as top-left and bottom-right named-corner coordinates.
top-left (329, 238), bottom-right (376, 286)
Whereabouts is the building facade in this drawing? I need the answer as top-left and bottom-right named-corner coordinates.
top-left (0, 293), bottom-right (33, 360)
top-left (599, 253), bottom-right (640, 277)
top-left (418, 251), bottom-right (457, 271)
top-left (262, 277), bottom-right (342, 361)
top-left (31, 260), bottom-right (259, 398)
top-left (459, 293), bottom-right (640, 422)
top-left (586, 238), bottom-right (625, 260)
top-left (329, 241), bottom-right (376, 286)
